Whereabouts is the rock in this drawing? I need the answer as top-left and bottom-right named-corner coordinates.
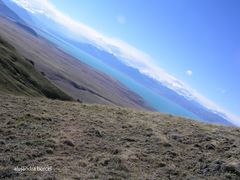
top-left (46, 148), bottom-right (54, 154)
top-left (206, 144), bottom-right (215, 150)
top-left (205, 142), bottom-right (216, 150)
top-left (63, 139), bottom-right (75, 147)
top-left (162, 142), bottom-right (172, 147)
top-left (171, 134), bottom-right (183, 142)
top-left (158, 162), bottom-right (166, 167)
top-left (122, 137), bottom-right (136, 142)
top-left (194, 144), bottom-right (201, 148)
top-left (121, 125), bottom-right (128, 129)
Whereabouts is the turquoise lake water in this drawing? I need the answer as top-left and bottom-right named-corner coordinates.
top-left (40, 31), bottom-right (200, 120)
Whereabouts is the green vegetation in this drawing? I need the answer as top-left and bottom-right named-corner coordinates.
top-left (0, 36), bottom-right (72, 100)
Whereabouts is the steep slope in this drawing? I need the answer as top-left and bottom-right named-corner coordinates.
top-left (0, 35), bottom-right (72, 100)
top-left (0, 94), bottom-right (239, 179)
top-left (0, 17), bottom-right (151, 110)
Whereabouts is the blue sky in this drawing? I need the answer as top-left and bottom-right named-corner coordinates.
top-left (12, 0), bottom-right (240, 124)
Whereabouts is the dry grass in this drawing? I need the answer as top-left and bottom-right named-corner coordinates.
top-left (0, 35), bottom-right (73, 101)
top-left (0, 94), bottom-right (239, 179)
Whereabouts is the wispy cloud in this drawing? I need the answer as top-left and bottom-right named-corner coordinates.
top-left (186, 70), bottom-right (193, 76)
top-left (11, 0), bottom-right (240, 126)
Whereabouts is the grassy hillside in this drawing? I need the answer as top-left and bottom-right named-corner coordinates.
top-left (0, 36), bottom-right (72, 100)
top-left (0, 17), bottom-right (151, 110)
top-left (0, 94), bottom-right (239, 179)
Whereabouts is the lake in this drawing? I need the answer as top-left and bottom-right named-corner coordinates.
top-left (40, 31), bottom-right (200, 120)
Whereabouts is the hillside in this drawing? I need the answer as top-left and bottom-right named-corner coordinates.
top-left (0, 17), bottom-right (151, 110)
top-left (0, 94), bottom-right (239, 179)
top-left (0, 36), bottom-right (72, 100)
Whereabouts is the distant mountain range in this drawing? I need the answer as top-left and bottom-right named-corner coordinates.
top-left (0, 0), bottom-right (37, 36)
top-left (0, 0), bottom-right (25, 24)
top-left (0, 0), bottom-right (234, 126)
top-left (61, 39), bottom-right (233, 126)
top-left (1, 0), bottom-right (35, 25)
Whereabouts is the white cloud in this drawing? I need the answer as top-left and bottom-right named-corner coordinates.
top-left (11, 0), bottom-right (49, 14)
top-left (11, 0), bottom-right (240, 126)
top-left (186, 70), bottom-right (193, 76)
top-left (117, 15), bottom-right (126, 24)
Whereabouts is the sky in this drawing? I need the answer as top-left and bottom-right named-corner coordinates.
top-left (11, 0), bottom-right (240, 125)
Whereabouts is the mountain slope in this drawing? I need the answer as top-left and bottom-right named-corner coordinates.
top-left (0, 0), bottom-right (25, 24)
top-left (0, 0), bottom-right (38, 37)
top-left (0, 94), bottom-right (239, 179)
top-left (0, 17), bottom-right (151, 110)
top-left (1, 0), bottom-right (35, 25)
top-left (0, 35), bottom-right (72, 100)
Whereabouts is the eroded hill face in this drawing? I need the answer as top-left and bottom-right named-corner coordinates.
top-left (0, 36), bottom-right (72, 101)
top-left (0, 94), bottom-right (239, 179)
